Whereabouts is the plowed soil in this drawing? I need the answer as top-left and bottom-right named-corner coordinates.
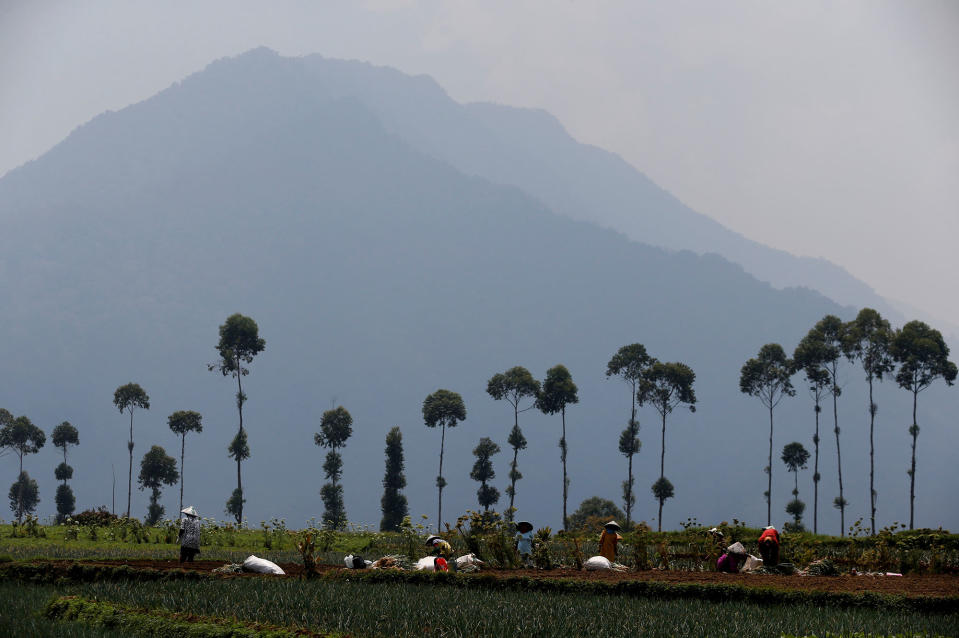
top-left (49, 559), bottom-right (959, 598)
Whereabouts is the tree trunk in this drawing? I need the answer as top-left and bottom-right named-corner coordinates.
top-left (626, 391), bottom-right (636, 529)
top-left (180, 433), bottom-right (186, 513)
top-left (561, 407), bottom-right (568, 531)
top-left (659, 410), bottom-right (666, 533)
top-left (127, 408), bottom-right (134, 519)
top-left (438, 422), bottom-right (446, 531)
top-left (909, 389), bottom-right (918, 530)
top-left (813, 400), bottom-right (820, 534)
top-left (508, 403), bottom-right (518, 519)
top-left (626, 451), bottom-right (634, 530)
top-left (868, 375), bottom-right (876, 535)
top-left (833, 385), bottom-right (845, 536)
top-left (767, 403), bottom-right (774, 526)
top-left (235, 354), bottom-right (244, 524)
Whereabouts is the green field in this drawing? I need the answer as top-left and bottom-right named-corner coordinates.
top-left (2, 578), bottom-right (956, 638)
top-left (1, 520), bottom-right (957, 637)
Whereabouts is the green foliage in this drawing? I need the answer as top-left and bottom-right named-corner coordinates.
top-left (0, 415), bottom-right (46, 465)
top-left (167, 410), bottom-right (203, 436)
top-left (652, 476), bottom-right (674, 503)
top-left (228, 430), bottom-right (250, 462)
top-left (8, 471), bottom-right (39, 522)
top-left (380, 427), bottom-right (408, 532)
top-left (486, 366), bottom-right (540, 408)
top-left (638, 361), bottom-right (696, 416)
top-left (471, 437), bottom-right (501, 511)
top-left (138, 446), bottom-right (178, 525)
top-left (891, 321), bottom-right (957, 394)
top-left (54, 462), bottom-right (73, 482)
top-left (536, 364), bottom-right (579, 415)
top-left (782, 442), bottom-right (811, 475)
top-left (51, 421), bottom-right (79, 451)
top-left (315, 406), bottom-right (353, 450)
top-left (567, 496), bottom-right (625, 531)
top-left (320, 482), bottom-right (346, 530)
top-left (55, 484), bottom-right (76, 521)
top-left (422, 389), bottom-right (467, 429)
top-left (225, 489), bottom-right (245, 521)
top-left (211, 313), bottom-right (266, 377)
top-left (112, 383), bottom-right (150, 414)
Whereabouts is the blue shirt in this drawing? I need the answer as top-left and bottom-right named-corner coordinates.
top-left (517, 530), bottom-right (533, 555)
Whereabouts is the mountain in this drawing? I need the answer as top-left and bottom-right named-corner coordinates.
top-left (0, 49), bottom-right (955, 533)
top-left (225, 49), bottom-right (900, 319)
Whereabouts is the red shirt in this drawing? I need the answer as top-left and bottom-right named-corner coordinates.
top-left (758, 528), bottom-right (780, 545)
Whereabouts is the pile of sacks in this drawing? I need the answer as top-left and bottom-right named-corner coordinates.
top-left (341, 553), bottom-right (485, 572)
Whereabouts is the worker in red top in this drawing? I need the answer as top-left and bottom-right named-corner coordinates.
top-left (758, 526), bottom-right (780, 567)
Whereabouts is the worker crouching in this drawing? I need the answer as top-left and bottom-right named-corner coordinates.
top-left (758, 526), bottom-right (780, 567)
top-left (598, 520), bottom-right (622, 562)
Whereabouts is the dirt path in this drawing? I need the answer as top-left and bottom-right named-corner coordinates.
top-left (45, 559), bottom-right (959, 598)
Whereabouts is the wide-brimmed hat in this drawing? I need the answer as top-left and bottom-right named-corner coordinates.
top-left (516, 521), bottom-right (534, 533)
top-left (180, 506), bottom-right (198, 517)
top-left (726, 541), bottom-right (746, 555)
top-left (425, 535), bottom-right (442, 546)
top-left (604, 520), bottom-right (621, 530)
top-left (764, 526), bottom-right (777, 531)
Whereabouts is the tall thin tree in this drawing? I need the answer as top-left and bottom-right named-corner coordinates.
top-left (793, 336), bottom-right (831, 534)
top-left (113, 383), bottom-right (150, 519)
top-left (471, 437), bottom-right (501, 511)
top-left (486, 366), bottom-right (540, 519)
top-left (638, 361), bottom-right (696, 532)
top-left (380, 427), bottom-right (408, 532)
top-left (209, 313), bottom-right (265, 524)
top-left (314, 406), bottom-right (354, 530)
top-left (846, 308), bottom-right (895, 535)
top-left (739, 343), bottom-right (796, 526)
top-left (536, 364), bottom-right (579, 531)
top-left (167, 411), bottom-right (203, 513)
top-left (422, 389), bottom-right (466, 530)
top-left (52, 421), bottom-right (79, 522)
top-left (890, 320), bottom-right (957, 529)
top-left (802, 315), bottom-right (852, 535)
top-left (606, 343), bottom-right (652, 530)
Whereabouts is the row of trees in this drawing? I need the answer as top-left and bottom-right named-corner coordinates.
top-left (0, 410), bottom-right (80, 523)
top-left (741, 310), bottom-right (956, 535)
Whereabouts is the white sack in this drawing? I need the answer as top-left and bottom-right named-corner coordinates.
top-left (743, 555), bottom-right (763, 572)
top-left (455, 554), bottom-right (484, 569)
top-left (415, 556), bottom-right (436, 571)
top-left (242, 555), bottom-right (285, 575)
top-left (584, 556), bottom-right (612, 571)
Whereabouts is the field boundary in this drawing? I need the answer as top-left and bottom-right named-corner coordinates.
top-left (44, 595), bottom-right (340, 637)
top-left (5, 558), bottom-right (957, 614)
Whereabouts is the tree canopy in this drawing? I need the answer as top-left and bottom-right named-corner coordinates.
top-left (638, 362), bottom-right (696, 416)
top-left (168, 411), bottom-right (203, 437)
top-left (536, 365), bottom-right (579, 415)
top-left (113, 383), bottom-right (150, 413)
top-left (315, 407), bottom-right (354, 450)
top-left (422, 389), bottom-right (467, 429)
top-left (212, 313), bottom-right (266, 377)
top-left (52, 422), bottom-right (79, 451)
top-left (567, 496), bottom-right (626, 530)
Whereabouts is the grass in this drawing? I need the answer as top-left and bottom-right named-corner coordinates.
top-left (2, 577), bottom-right (956, 638)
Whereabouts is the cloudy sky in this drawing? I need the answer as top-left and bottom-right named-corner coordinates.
top-left (2, 0), bottom-right (957, 327)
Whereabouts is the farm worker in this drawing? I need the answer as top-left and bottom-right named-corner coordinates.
top-left (716, 541), bottom-right (746, 573)
top-left (178, 506), bottom-right (201, 563)
top-left (598, 520), bottom-right (622, 562)
top-left (425, 535), bottom-right (453, 572)
top-left (516, 521), bottom-right (534, 566)
top-left (758, 526), bottom-right (780, 567)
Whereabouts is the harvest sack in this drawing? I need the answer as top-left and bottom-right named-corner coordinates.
top-left (242, 555), bottom-right (285, 575)
top-left (584, 556), bottom-right (612, 570)
top-left (344, 554), bottom-right (372, 569)
top-left (743, 554), bottom-right (764, 572)
top-left (415, 556), bottom-right (437, 571)
top-left (455, 553), bottom-right (484, 569)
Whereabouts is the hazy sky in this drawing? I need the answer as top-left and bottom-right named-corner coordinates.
top-left (2, 0), bottom-right (957, 326)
